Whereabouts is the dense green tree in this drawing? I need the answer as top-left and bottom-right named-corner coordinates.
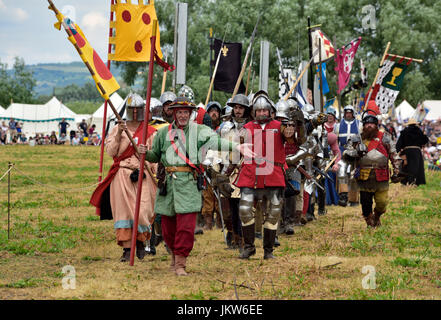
top-left (0, 57), bottom-right (36, 106)
top-left (116, 0), bottom-right (440, 109)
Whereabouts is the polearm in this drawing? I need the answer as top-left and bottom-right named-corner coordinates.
top-left (245, 48), bottom-right (254, 95)
top-left (283, 49), bottom-right (319, 101)
top-left (161, 53), bottom-right (168, 95)
top-left (98, 0), bottom-right (115, 182)
top-left (231, 15), bottom-right (261, 98)
top-left (47, 0), bottom-right (141, 155)
top-left (129, 20), bottom-right (158, 266)
top-left (204, 27), bottom-right (229, 106)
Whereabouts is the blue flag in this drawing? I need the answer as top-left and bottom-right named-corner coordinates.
top-left (316, 63), bottom-right (329, 95)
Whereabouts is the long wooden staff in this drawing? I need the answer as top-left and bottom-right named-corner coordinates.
top-left (161, 54), bottom-right (168, 95)
top-left (231, 15), bottom-right (260, 98)
top-left (245, 48), bottom-right (254, 95)
top-left (204, 27), bottom-right (229, 106)
top-left (284, 49), bottom-right (319, 101)
top-left (129, 20), bottom-right (158, 266)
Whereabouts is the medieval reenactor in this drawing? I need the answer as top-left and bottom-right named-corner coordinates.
top-left (356, 105), bottom-right (402, 228)
top-left (275, 99), bottom-right (306, 235)
top-left (90, 93), bottom-right (158, 262)
top-left (334, 105), bottom-right (363, 207)
top-left (159, 91), bottom-right (177, 124)
top-left (396, 118), bottom-right (429, 186)
top-left (139, 96), bottom-right (254, 275)
top-left (216, 94), bottom-right (253, 249)
top-left (234, 91), bottom-right (296, 260)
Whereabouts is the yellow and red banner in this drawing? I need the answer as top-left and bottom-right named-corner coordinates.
top-left (109, 0), bottom-right (163, 62)
top-left (53, 11), bottom-right (120, 100)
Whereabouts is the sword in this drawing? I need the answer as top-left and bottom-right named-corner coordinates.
top-left (295, 164), bottom-right (324, 191)
top-left (312, 165), bottom-right (332, 181)
top-left (203, 172), bottom-right (228, 245)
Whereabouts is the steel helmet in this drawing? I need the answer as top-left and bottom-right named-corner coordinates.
top-left (252, 95), bottom-right (272, 122)
top-left (160, 91), bottom-right (177, 105)
top-left (206, 101), bottom-right (222, 114)
top-left (125, 92), bottom-right (145, 121)
top-left (178, 85), bottom-right (195, 104)
top-left (326, 107), bottom-right (337, 117)
top-left (275, 100), bottom-right (290, 120)
top-left (227, 94), bottom-right (249, 108)
top-left (343, 105), bottom-right (355, 113)
top-left (286, 97), bottom-right (299, 110)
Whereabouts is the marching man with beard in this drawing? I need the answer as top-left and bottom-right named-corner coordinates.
top-left (234, 91), bottom-right (295, 260)
top-left (138, 97), bottom-right (255, 275)
top-left (356, 103), bottom-right (401, 228)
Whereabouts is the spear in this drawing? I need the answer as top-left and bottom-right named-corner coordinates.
top-left (231, 15), bottom-right (261, 98)
top-left (245, 48), bottom-right (254, 95)
top-left (129, 20), bottom-right (159, 266)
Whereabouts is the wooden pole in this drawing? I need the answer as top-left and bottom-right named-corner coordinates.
top-left (161, 54), bottom-right (167, 95)
top-left (129, 20), bottom-right (158, 266)
top-left (386, 53), bottom-right (423, 64)
top-left (307, 17), bottom-right (315, 107)
top-left (319, 41), bottom-right (324, 113)
top-left (98, 0), bottom-right (115, 182)
top-left (284, 50), bottom-right (318, 101)
top-left (7, 162), bottom-right (11, 240)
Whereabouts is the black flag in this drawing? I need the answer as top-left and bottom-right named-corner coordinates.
top-left (213, 39), bottom-right (246, 94)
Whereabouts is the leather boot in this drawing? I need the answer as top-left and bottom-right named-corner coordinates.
top-left (203, 214), bottom-right (213, 230)
top-left (338, 192), bottom-right (348, 207)
top-left (120, 248), bottom-right (131, 262)
top-left (233, 233), bottom-right (244, 251)
top-left (293, 210), bottom-right (305, 227)
top-left (175, 255), bottom-right (188, 276)
top-left (238, 224), bottom-right (256, 259)
top-left (136, 240), bottom-right (146, 260)
top-left (372, 210), bottom-right (383, 227)
top-left (263, 228), bottom-right (277, 259)
top-left (363, 213), bottom-right (375, 228)
top-left (170, 253), bottom-right (176, 272)
top-left (225, 231), bottom-right (234, 249)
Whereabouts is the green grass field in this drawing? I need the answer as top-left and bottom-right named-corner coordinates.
top-left (0, 145), bottom-right (440, 300)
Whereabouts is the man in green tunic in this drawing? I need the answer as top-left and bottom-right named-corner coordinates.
top-left (139, 97), bottom-right (254, 276)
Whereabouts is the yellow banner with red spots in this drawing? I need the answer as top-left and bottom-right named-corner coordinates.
top-left (53, 11), bottom-right (120, 100)
top-left (109, 0), bottom-right (163, 62)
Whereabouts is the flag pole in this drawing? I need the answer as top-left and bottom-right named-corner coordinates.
top-left (307, 17), bottom-right (315, 107)
top-left (161, 54), bottom-right (167, 95)
top-left (365, 41), bottom-right (391, 107)
top-left (98, 0), bottom-right (115, 183)
top-left (129, 20), bottom-right (158, 266)
top-left (204, 27), bottom-right (229, 106)
top-left (319, 40), bottom-right (324, 113)
top-left (284, 49), bottom-right (318, 101)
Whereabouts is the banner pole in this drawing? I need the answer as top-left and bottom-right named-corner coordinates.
top-left (98, 0), bottom-right (115, 183)
top-left (129, 20), bottom-right (158, 266)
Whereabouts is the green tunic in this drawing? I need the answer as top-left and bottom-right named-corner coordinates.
top-left (145, 122), bottom-right (238, 216)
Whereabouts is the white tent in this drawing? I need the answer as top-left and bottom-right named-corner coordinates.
top-left (90, 93), bottom-right (125, 135)
top-left (422, 100), bottom-right (441, 121)
top-left (395, 100), bottom-right (415, 121)
top-left (0, 104), bottom-right (5, 115)
top-left (0, 97), bottom-right (77, 137)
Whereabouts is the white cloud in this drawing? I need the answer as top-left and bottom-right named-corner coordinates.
top-left (13, 7), bottom-right (28, 21)
top-left (0, 0), bottom-right (6, 11)
top-left (81, 12), bottom-right (107, 30)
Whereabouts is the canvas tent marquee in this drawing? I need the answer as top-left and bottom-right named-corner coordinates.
top-left (0, 105), bottom-right (5, 115)
top-left (394, 100), bottom-right (415, 121)
top-left (422, 100), bottom-right (441, 121)
top-left (0, 97), bottom-right (77, 137)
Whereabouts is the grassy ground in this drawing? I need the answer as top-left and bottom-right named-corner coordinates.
top-left (0, 145), bottom-right (440, 300)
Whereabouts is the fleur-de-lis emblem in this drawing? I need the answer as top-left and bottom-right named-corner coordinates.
top-left (221, 45), bottom-right (229, 57)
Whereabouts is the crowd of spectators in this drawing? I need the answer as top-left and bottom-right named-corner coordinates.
top-left (0, 118), bottom-right (102, 147)
top-left (421, 119), bottom-right (441, 170)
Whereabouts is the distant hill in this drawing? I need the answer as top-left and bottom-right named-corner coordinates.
top-left (24, 61), bottom-right (124, 96)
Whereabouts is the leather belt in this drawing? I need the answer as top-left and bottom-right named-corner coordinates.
top-left (403, 146), bottom-right (421, 150)
top-left (360, 165), bottom-right (388, 169)
top-left (165, 166), bottom-right (193, 173)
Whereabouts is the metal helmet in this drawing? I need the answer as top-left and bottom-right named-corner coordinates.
top-left (343, 105), bottom-right (355, 113)
top-left (286, 97), bottom-right (299, 110)
top-left (326, 107), bottom-right (337, 117)
top-left (221, 106), bottom-right (233, 119)
top-left (252, 95), bottom-right (272, 122)
top-left (275, 100), bottom-right (290, 120)
top-left (150, 98), bottom-right (163, 119)
top-left (126, 92), bottom-right (145, 121)
top-left (178, 85), bottom-right (195, 104)
top-left (227, 94), bottom-right (249, 108)
top-left (206, 101), bottom-right (222, 114)
top-left (168, 96), bottom-right (197, 110)
top-left (160, 91), bottom-right (177, 105)
top-left (247, 93), bottom-right (255, 105)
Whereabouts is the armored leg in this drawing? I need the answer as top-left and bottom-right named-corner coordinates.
top-left (263, 188), bottom-right (283, 259)
top-left (238, 188), bottom-right (256, 259)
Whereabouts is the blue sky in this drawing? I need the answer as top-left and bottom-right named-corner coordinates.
top-left (0, 0), bottom-right (112, 67)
